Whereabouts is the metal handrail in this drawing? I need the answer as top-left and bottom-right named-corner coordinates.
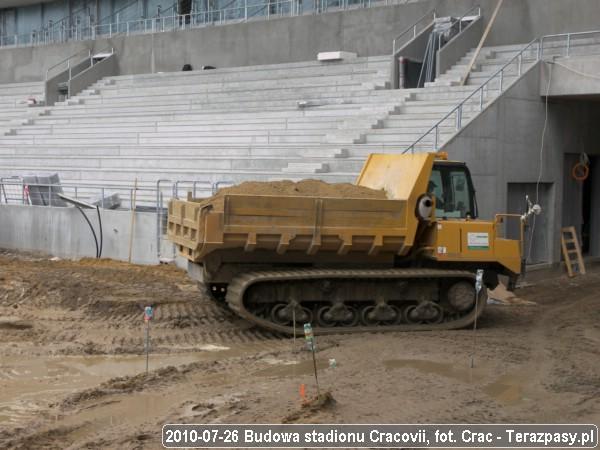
top-left (404, 38), bottom-right (540, 154)
top-left (404, 28), bottom-right (600, 153)
top-left (0, 179), bottom-right (218, 207)
top-left (66, 46), bottom-right (115, 88)
top-left (392, 9), bottom-right (436, 56)
top-left (456, 5), bottom-right (481, 33)
top-left (540, 29), bottom-right (600, 58)
top-left (45, 48), bottom-right (92, 80)
top-left (391, 5), bottom-right (482, 57)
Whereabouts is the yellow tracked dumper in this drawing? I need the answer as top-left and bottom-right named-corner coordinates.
top-left (167, 152), bottom-right (534, 334)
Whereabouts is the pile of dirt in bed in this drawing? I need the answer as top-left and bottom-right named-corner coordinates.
top-left (196, 179), bottom-right (387, 208)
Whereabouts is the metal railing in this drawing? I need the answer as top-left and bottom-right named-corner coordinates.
top-left (456, 5), bottom-right (482, 33)
top-left (391, 6), bottom-right (481, 57)
top-left (404, 38), bottom-right (540, 153)
top-left (0, 177), bottom-right (233, 259)
top-left (392, 9), bottom-right (436, 56)
top-left (45, 45), bottom-right (115, 102)
top-left (404, 29), bottom-right (600, 153)
top-left (45, 48), bottom-right (92, 81)
top-left (1, 0), bottom-right (415, 50)
top-left (0, 178), bottom-right (228, 209)
top-left (540, 30), bottom-right (600, 58)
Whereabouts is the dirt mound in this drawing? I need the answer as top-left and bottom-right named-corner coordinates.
top-left (196, 179), bottom-right (387, 208)
top-left (61, 366), bottom-right (184, 408)
top-left (283, 391), bottom-right (336, 423)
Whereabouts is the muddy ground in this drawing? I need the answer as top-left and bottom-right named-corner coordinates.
top-left (0, 250), bottom-right (598, 449)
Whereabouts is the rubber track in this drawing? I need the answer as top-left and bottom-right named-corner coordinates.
top-left (225, 268), bottom-right (487, 335)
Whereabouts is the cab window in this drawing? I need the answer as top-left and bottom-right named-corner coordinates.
top-left (428, 165), bottom-right (476, 219)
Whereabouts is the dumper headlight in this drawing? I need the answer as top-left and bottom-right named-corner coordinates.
top-left (416, 194), bottom-right (434, 220)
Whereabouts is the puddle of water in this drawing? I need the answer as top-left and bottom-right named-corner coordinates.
top-left (383, 359), bottom-right (488, 383)
top-left (0, 346), bottom-right (238, 424)
top-left (65, 353), bottom-right (207, 377)
top-left (483, 373), bottom-right (526, 405)
top-left (56, 372), bottom-right (239, 442)
top-left (197, 344), bottom-right (230, 352)
top-left (255, 359), bottom-right (329, 378)
top-left (262, 357), bottom-right (298, 366)
top-left (384, 359), bottom-right (528, 405)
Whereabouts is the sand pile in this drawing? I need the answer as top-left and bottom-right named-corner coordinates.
top-left (196, 179), bottom-right (387, 208)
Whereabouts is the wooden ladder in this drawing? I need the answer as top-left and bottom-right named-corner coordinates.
top-left (561, 226), bottom-right (586, 277)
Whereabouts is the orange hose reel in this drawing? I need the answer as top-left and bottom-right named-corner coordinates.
top-left (571, 162), bottom-right (589, 181)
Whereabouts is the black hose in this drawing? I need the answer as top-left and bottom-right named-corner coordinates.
top-left (76, 206), bottom-right (99, 258)
top-left (96, 205), bottom-right (103, 258)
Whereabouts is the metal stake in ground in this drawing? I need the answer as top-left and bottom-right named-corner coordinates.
top-left (303, 322), bottom-right (320, 397)
top-left (144, 305), bottom-right (154, 374)
top-left (471, 269), bottom-right (484, 369)
top-left (292, 308), bottom-right (296, 349)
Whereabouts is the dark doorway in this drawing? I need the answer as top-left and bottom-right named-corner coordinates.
top-left (580, 155), bottom-right (598, 255)
top-left (563, 154), bottom-right (600, 257)
top-left (179, 0), bottom-right (192, 22)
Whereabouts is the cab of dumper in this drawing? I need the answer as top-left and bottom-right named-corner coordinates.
top-left (357, 152), bottom-right (524, 283)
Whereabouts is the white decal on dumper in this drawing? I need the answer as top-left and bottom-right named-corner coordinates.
top-left (467, 232), bottom-right (489, 250)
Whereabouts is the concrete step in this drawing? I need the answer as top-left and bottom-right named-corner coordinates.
top-left (400, 102), bottom-right (485, 114)
top-left (0, 156), bottom-right (364, 174)
top-left (84, 83), bottom-right (376, 101)
top-left (32, 109), bottom-right (384, 124)
top-left (105, 56), bottom-right (390, 83)
top-left (0, 133), bottom-right (330, 145)
top-left (73, 93), bottom-right (395, 111)
top-left (282, 162), bottom-right (330, 173)
top-left (93, 70), bottom-right (389, 96)
top-left (0, 165), bottom-right (356, 184)
top-left (15, 121), bottom-right (358, 134)
top-left (0, 155), bottom-right (315, 171)
top-left (12, 126), bottom-right (334, 137)
top-left (364, 132), bottom-right (454, 144)
top-left (78, 88), bottom-right (406, 108)
top-left (46, 102), bottom-right (393, 116)
top-left (0, 144), bottom-right (350, 159)
top-left (30, 114), bottom-right (366, 126)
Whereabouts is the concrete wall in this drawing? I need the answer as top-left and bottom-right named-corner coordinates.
top-left (0, 204), bottom-right (177, 264)
top-left (44, 55), bottom-right (90, 104)
top-left (69, 52), bottom-right (117, 97)
top-left (436, 15), bottom-right (482, 77)
top-left (2, 0), bottom-right (600, 83)
top-left (44, 63), bottom-right (68, 105)
top-left (443, 61), bottom-right (600, 264)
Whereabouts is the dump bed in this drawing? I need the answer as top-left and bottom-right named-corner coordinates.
top-left (167, 153), bottom-right (435, 262)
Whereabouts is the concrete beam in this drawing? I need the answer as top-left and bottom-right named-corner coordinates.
top-left (543, 55), bottom-right (600, 98)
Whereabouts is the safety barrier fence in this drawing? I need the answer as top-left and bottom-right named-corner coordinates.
top-left (0, 177), bottom-right (234, 260)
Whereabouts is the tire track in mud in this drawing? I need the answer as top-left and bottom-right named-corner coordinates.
top-left (0, 253), bottom-right (286, 353)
